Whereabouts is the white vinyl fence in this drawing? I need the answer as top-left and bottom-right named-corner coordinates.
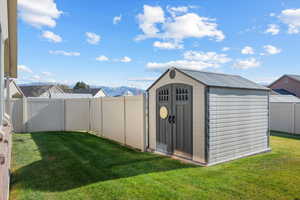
top-left (270, 102), bottom-right (300, 134)
top-left (10, 96), bottom-right (146, 151)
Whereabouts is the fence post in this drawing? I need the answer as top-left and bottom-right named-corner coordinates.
top-left (141, 94), bottom-right (146, 152)
top-left (63, 99), bottom-right (66, 132)
top-left (293, 103), bottom-right (296, 134)
top-left (100, 98), bottom-right (103, 136)
top-left (22, 97), bottom-right (27, 132)
top-left (123, 96), bottom-right (126, 146)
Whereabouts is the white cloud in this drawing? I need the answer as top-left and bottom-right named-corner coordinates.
top-left (49, 50), bottom-right (80, 56)
top-left (153, 41), bottom-right (183, 49)
top-left (18, 65), bottom-right (33, 73)
top-left (263, 45), bottom-right (281, 55)
top-left (184, 51), bottom-right (231, 64)
top-left (96, 55), bottom-right (109, 61)
top-left (234, 58), bottom-right (260, 69)
top-left (241, 46), bottom-right (254, 55)
top-left (147, 60), bottom-right (215, 71)
top-left (42, 31), bottom-right (62, 43)
top-left (222, 47), bottom-right (230, 51)
top-left (85, 32), bottom-right (101, 45)
top-left (136, 5), bottom-right (224, 42)
top-left (18, 0), bottom-right (63, 28)
top-left (41, 72), bottom-right (53, 76)
top-left (113, 15), bottom-right (122, 24)
top-left (278, 8), bottom-right (300, 34)
top-left (120, 56), bottom-right (132, 63)
top-left (147, 50), bottom-right (231, 71)
top-left (270, 13), bottom-right (276, 17)
top-left (137, 5), bottom-right (165, 38)
top-left (167, 6), bottom-right (189, 17)
top-left (265, 24), bottom-right (280, 35)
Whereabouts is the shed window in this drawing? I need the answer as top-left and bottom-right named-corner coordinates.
top-left (158, 89), bottom-right (169, 102)
top-left (176, 87), bottom-right (188, 101)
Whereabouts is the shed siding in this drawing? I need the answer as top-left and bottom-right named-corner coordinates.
top-left (208, 87), bottom-right (269, 164)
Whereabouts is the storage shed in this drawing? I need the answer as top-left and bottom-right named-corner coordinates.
top-left (147, 67), bottom-right (270, 166)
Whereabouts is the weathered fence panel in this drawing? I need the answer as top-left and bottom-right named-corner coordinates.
top-left (27, 98), bottom-right (65, 132)
top-left (65, 99), bottom-right (90, 131)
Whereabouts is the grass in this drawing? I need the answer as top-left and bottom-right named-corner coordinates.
top-left (10, 131), bottom-right (300, 200)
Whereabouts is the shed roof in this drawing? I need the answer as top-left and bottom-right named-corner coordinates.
top-left (270, 95), bottom-right (300, 103)
top-left (148, 68), bottom-right (269, 91)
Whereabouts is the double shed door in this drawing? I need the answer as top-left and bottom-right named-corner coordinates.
top-left (156, 84), bottom-right (193, 159)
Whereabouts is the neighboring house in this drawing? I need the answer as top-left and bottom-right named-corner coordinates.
top-left (0, 0), bottom-right (17, 200)
top-left (19, 85), bottom-right (64, 98)
top-left (70, 88), bottom-right (106, 97)
top-left (4, 80), bottom-right (24, 98)
top-left (269, 75), bottom-right (300, 98)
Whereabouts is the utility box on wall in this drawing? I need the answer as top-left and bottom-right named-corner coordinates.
top-left (147, 67), bottom-right (270, 166)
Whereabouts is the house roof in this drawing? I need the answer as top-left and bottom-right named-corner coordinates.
top-left (6, 80), bottom-right (24, 96)
top-left (286, 74), bottom-right (300, 82)
top-left (19, 85), bottom-right (56, 97)
top-left (273, 89), bottom-right (296, 96)
top-left (148, 68), bottom-right (269, 91)
top-left (72, 88), bottom-right (105, 96)
top-left (270, 95), bottom-right (300, 103)
top-left (269, 74), bottom-right (300, 88)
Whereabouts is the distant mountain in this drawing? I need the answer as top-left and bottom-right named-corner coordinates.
top-left (18, 82), bottom-right (145, 97)
top-left (94, 86), bottom-right (145, 96)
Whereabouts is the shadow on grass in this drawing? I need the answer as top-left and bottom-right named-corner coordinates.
top-left (271, 131), bottom-right (300, 140)
top-left (11, 131), bottom-right (196, 192)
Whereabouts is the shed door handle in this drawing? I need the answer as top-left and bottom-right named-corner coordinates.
top-left (172, 116), bottom-right (176, 124)
top-left (168, 115), bottom-right (172, 124)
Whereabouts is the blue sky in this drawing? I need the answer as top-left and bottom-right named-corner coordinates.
top-left (17, 0), bottom-right (300, 88)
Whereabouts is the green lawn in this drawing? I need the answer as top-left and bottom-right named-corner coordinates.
top-left (10, 131), bottom-right (300, 200)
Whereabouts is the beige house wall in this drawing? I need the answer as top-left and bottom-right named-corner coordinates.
top-left (148, 69), bottom-right (206, 163)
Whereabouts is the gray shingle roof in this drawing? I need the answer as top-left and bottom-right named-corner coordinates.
top-left (178, 68), bottom-right (269, 90)
top-left (19, 85), bottom-right (54, 97)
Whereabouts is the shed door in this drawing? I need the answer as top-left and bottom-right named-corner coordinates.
top-left (172, 84), bottom-right (193, 158)
top-left (156, 85), bottom-right (173, 154)
top-left (156, 84), bottom-right (193, 158)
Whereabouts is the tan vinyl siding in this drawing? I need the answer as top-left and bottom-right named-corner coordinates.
top-left (208, 87), bottom-right (269, 164)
